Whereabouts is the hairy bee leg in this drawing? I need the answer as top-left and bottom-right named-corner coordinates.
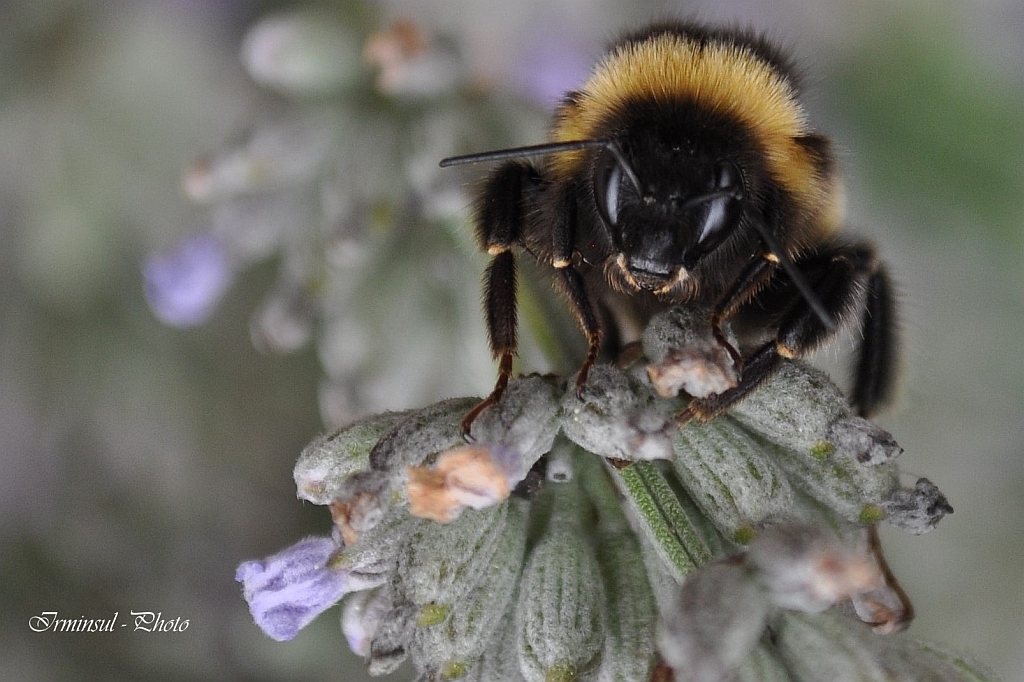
top-left (850, 256), bottom-right (898, 418)
top-left (556, 266), bottom-right (603, 398)
top-left (683, 247), bottom-right (866, 422)
top-left (678, 342), bottom-right (783, 423)
top-left (461, 162), bottom-right (538, 438)
top-left (550, 184), bottom-right (577, 268)
top-left (548, 182), bottom-right (603, 398)
top-left (709, 253), bottom-right (780, 367)
top-left (460, 351), bottom-right (513, 439)
top-left (770, 241), bottom-right (899, 418)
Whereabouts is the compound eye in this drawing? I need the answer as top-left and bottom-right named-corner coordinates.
top-left (715, 159), bottom-right (740, 192)
top-left (593, 152), bottom-right (624, 228)
top-left (695, 161), bottom-right (743, 253)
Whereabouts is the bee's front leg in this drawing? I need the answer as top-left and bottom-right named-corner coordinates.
top-left (461, 161), bottom-right (540, 439)
top-left (679, 242), bottom-right (889, 424)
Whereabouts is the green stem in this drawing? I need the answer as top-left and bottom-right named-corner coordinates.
top-left (610, 461), bottom-right (712, 582)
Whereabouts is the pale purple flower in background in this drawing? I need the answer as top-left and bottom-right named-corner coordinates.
top-left (512, 34), bottom-right (593, 109)
top-left (235, 536), bottom-right (350, 642)
top-left (143, 234), bottom-right (233, 327)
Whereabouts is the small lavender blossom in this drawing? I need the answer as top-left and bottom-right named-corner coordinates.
top-left (143, 234), bottom-right (232, 327)
top-left (235, 536), bottom-right (351, 642)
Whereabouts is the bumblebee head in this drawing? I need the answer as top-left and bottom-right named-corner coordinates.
top-left (592, 133), bottom-right (745, 293)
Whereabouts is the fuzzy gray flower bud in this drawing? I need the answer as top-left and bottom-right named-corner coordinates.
top-left (561, 364), bottom-right (676, 462)
top-left (882, 477), bottom-right (954, 534)
top-left (673, 416), bottom-right (795, 544)
top-left (657, 561), bottom-right (771, 682)
top-left (516, 479), bottom-right (606, 682)
top-left (642, 306), bottom-right (739, 399)
top-left (295, 409), bottom-right (411, 504)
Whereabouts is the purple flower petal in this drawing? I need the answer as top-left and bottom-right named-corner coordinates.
top-left (236, 536), bottom-right (349, 641)
top-left (513, 35), bottom-right (592, 109)
top-left (143, 234), bottom-right (232, 327)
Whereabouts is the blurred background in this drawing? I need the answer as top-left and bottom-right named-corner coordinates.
top-left (1, 0), bottom-right (1021, 680)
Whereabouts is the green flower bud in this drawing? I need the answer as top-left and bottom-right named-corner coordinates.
top-left (457, 613), bottom-right (526, 682)
top-left (412, 500), bottom-right (529, 677)
top-left (561, 365), bottom-right (676, 462)
top-left (470, 375), bottom-right (563, 485)
top-left (673, 415), bottom-right (795, 544)
top-left (294, 409), bottom-right (411, 504)
top-left (395, 502), bottom-right (513, 608)
top-left (579, 453), bottom-right (657, 682)
top-left (593, 532), bottom-right (656, 682)
top-left (370, 397), bottom-right (479, 472)
top-left (725, 364), bottom-right (902, 525)
top-left (760, 434), bottom-right (900, 526)
top-left (729, 361), bottom-right (854, 457)
top-left (517, 479), bottom-right (606, 682)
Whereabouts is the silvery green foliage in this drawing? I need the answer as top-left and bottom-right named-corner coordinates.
top-left (673, 415), bottom-right (795, 544)
top-left (516, 477), bottom-right (606, 682)
top-left (234, 302), bottom-right (989, 682)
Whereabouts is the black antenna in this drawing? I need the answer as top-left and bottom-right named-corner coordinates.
top-left (439, 139), bottom-right (609, 168)
top-left (748, 220), bottom-right (837, 333)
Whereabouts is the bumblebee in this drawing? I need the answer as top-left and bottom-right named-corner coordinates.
top-left (442, 22), bottom-right (899, 434)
